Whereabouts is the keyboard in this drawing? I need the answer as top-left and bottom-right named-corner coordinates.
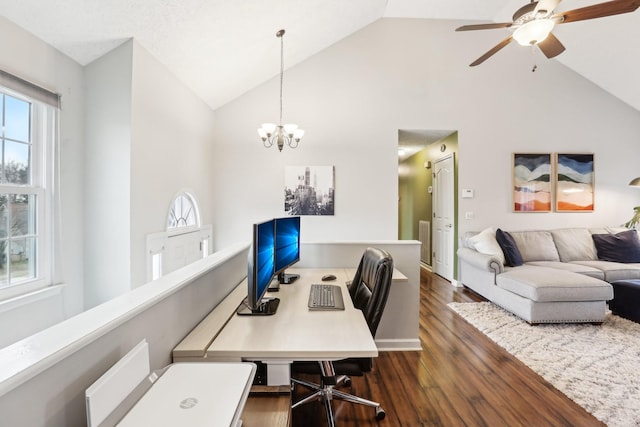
top-left (308, 284), bottom-right (345, 310)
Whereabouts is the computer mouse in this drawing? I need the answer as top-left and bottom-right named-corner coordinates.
top-left (321, 274), bottom-right (337, 281)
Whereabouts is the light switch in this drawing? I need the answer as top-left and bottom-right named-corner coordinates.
top-left (462, 189), bottom-right (474, 199)
top-left (465, 212), bottom-right (474, 220)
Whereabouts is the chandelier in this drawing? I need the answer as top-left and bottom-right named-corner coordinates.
top-left (257, 29), bottom-right (304, 151)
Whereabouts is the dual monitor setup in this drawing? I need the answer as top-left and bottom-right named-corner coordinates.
top-left (237, 216), bottom-right (301, 316)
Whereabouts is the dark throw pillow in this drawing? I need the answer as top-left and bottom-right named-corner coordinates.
top-left (592, 229), bottom-right (640, 263)
top-left (496, 228), bottom-right (524, 267)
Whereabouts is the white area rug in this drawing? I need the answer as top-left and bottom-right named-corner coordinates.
top-left (448, 302), bottom-right (640, 427)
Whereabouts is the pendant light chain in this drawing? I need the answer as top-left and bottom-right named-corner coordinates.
top-left (279, 31), bottom-right (284, 126)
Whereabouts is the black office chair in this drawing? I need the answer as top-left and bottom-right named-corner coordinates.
top-left (291, 247), bottom-right (394, 426)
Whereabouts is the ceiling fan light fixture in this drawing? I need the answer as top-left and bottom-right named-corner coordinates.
top-left (513, 19), bottom-right (555, 46)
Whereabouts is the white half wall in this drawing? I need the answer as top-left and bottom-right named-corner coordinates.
top-left (298, 240), bottom-right (421, 351)
top-left (0, 240), bottom-right (421, 425)
top-left (0, 244), bottom-right (249, 427)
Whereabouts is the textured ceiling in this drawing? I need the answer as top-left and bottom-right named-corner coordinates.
top-left (0, 0), bottom-right (638, 111)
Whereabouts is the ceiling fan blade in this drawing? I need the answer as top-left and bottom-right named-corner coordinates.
top-left (555, 0), bottom-right (640, 23)
top-left (469, 36), bottom-right (513, 66)
top-left (537, 32), bottom-right (566, 58)
top-left (456, 22), bottom-right (513, 31)
top-left (535, 0), bottom-right (562, 16)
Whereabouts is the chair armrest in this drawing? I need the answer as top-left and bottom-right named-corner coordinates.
top-left (457, 247), bottom-right (504, 275)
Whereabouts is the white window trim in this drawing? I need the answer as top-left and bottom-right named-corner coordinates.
top-left (0, 89), bottom-right (56, 302)
top-left (166, 191), bottom-right (200, 232)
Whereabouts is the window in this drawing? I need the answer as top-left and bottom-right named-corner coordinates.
top-left (146, 192), bottom-right (211, 282)
top-left (0, 85), bottom-right (57, 300)
top-left (167, 192), bottom-right (198, 230)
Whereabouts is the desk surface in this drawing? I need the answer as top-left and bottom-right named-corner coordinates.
top-left (206, 268), bottom-right (378, 362)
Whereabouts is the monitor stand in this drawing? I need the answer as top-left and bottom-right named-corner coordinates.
top-left (267, 281), bottom-right (280, 292)
top-left (278, 271), bottom-right (300, 285)
top-left (236, 297), bottom-right (280, 316)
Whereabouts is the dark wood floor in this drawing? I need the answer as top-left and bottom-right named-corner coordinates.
top-left (292, 268), bottom-right (605, 426)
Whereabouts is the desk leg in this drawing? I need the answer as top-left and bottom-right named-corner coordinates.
top-left (266, 361), bottom-right (291, 386)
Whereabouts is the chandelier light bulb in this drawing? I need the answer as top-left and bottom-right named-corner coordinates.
top-left (261, 123), bottom-right (276, 134)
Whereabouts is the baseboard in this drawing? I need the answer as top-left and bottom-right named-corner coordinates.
top-left (420, 262), bottom-right (432, 272)
top-left (450, 279), bottom-right (463, 288)
top-left (375, 338), bottom-right (422, 352)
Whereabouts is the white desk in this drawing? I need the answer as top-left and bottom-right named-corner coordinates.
top-left (205, 268), bottom-right (378, 385)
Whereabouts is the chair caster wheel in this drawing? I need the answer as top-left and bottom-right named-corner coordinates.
top-left (375, 407), bottom-right (386, 420)
top-left (343, 377), bottom-right (352, 387)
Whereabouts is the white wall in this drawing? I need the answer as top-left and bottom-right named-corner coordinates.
top-left (129, 41), bottom-right (217, 288)
top-left (211, 18), bottom-right (640, 249)
top-left (84, 41), bottom-right (133, 308)
top-left (83, 40), bottom-right (218, 306)
top-left (0, 16), bottom-right (85, 343)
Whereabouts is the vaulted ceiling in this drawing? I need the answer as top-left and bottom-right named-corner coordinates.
top-left (0, 0), bottom-right (638, 111)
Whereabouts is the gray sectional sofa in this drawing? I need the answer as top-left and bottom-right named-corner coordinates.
top-left (457, 227), bottom-right (640, 324)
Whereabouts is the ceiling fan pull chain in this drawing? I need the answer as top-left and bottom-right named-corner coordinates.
top-left (530, 46), bottom-right (537, 72)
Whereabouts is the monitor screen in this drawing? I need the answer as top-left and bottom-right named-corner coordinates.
top-left (246, 219), bottom-right (275, 312)
top-left (275, 216), bottom-right (300, 273)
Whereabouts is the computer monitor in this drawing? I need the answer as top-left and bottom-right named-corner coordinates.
top-left (274, 216), bottom-right (301, 285)
top-left (237, 219), bottom-right (279, 316)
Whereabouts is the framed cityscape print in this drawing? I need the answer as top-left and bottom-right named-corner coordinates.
top-left (555, 153), bottom-right (594, 212)
top-left (512, 153), bottom-right (552, 212)
top-left (284, 165), bottom-right (335, 215)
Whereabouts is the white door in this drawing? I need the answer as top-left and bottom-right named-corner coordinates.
top-left (163, 230), bottom-right (203, 275)
top-left (433, 154), bottom-right (455, 281)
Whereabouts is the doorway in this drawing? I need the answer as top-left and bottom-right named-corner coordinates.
top-left (397, 130), bottom-right (458, 280)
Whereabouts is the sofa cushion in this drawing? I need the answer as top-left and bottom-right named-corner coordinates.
top-left (509, 230), bottom-right (560, 262)
top-left (496, 266), bottom-right (613, 302)
top-left (496, 229), bottom-right (523, 267)
top-left (468, 228), bottom-right (505, 265)
top-left (571, 260), bottom-right (640, 282)
top-left (589, 227), bottom-right (628, 235)
top-left (525, 261), bottom-right (605, 280)
top-left (550, 228), bottom-right (597, 262)
top-left (592, 229), bottom-right (640, 263)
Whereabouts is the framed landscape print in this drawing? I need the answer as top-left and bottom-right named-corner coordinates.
top-left (555, 153), bottom-right (594, 212)
top-left (512, 153), bottom-right (552, 212)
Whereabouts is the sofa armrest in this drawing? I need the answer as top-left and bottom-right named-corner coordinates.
top-left (457, 247), bottom-right (504, 275)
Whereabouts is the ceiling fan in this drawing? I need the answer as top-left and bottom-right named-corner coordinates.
top-left (456, 0), bottom-right (640, 66)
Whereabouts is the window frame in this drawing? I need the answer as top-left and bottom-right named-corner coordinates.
top-left (166, 192), bottom-right (200, 237)
top-left (0, 87), bottom-right (55, 301)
